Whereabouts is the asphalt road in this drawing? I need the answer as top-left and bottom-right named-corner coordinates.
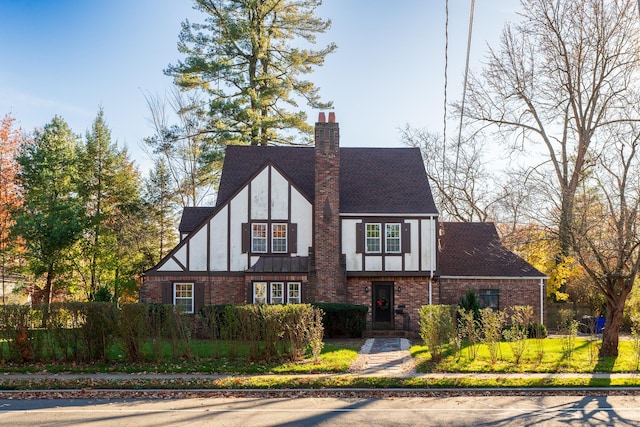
top-left (2, 395), bottom-right (640, 426)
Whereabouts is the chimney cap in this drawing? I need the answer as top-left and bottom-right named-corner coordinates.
top-left (318, 112), bottom-right (326, 123)
top-left (328, 112), bottom-right (336, 123)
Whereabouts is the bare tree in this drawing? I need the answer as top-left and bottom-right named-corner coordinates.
top-left (570, 119), bottom-right (640, 357)
top-left (464, 0), bottom-right (640, 258)
top-left (400, 125), bottom-right (505, 222)
top-left (144, 88), bottom-right (221, 208)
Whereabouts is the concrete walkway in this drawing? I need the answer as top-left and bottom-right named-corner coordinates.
top-left (350, 337), bottom-right (415, 377)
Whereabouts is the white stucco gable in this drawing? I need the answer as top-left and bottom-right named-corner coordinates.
top-left (153, 163), bottom-right (312, 274)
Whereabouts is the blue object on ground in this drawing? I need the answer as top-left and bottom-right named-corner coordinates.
top-left (596, 317), bottom-right (605, 334)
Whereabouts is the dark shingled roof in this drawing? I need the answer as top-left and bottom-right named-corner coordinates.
top-left (246, 256), bottom-right (309, 274)
top-left (179, 207), bottom-right (216, 234)
top-left (438, 222), bottom-right (545, 278)
top-left (216, 145), bottom-right (438, 214)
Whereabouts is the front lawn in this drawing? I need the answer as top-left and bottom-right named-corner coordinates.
top-left (411, 337), bottom-right (640, 373)
top-left (0, 338), bottom-right (363, 375)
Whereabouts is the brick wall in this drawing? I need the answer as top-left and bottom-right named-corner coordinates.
top-left (311, 113), bottom-right (347, 302)
top-left (438, 277), bottom-right (545, 324)
top-left (140, 275), bottom-right (246, 305)
top-left (346, 276), bottom-right (435, 333)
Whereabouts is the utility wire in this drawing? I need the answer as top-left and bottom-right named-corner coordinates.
top-left (454, 0), bottom-right (476, 179)
top-left (442, 0), bottom-right (449, 181)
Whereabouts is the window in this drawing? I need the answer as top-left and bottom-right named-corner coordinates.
top-left (253, 281), bottom-right (301, 304)
top-left (366, 223), bottom-right (381, 253)
top-left (288, 282), bottom-right (301, 304)
top-left (479, 289), bottom-right (499, 311)
top-left (271, 224), bottom-right (288, 253)
top-left (386, 223), bottom-right (401, 253)
top-left (252, 223), bottom-right (267, 253)
top-left (174, 283), bottom-right (194, 313)
top-left (270, 282), bottom-right (284, 304)
top-left (254, 282), bottom-right (267, 304)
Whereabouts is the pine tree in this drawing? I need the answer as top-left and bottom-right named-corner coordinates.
top-left (165, 0), bottom-right (336, 146)
top-left (13, 117), bottom-right (84, 321)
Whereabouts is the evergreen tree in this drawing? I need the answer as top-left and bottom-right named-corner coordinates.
top-left (165, 0), bottom-right (336, 146)
top-left (76, 108), bottom-right (142, 301)
top-left (13, 117), bottom-right (84, 320)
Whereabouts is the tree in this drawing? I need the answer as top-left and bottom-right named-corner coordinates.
top-left (401, 126), bottom-right (505, 222)
top-left (76, 109), bottom-right (142, 301)
top-left (144, 88), bottom-right (221, 207)
top-left (13, 117), bottom-right (85, 320)
top-left (569, 120), bottom-right (640, 357)
top-left (464, 0), bottom-right (640, 258)
top-left (142, 158), bottom-right (180, 265)
top-left (0, 114), bottom-right (24, 304)
top-left (165, 0), bottom-right (336, 146)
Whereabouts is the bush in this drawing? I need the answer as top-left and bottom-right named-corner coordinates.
top-left (419, 305), bottom-right (456, 361)
top-left (527, 322), bottom-right (548, 339)
top-left (459, 289), bottom-right (481, 321)
top-left (198, 304), bottom-right (324, 361)
top-left (312, 303), bottom-right (367, 338)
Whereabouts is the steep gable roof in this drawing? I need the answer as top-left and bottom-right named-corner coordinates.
top-left (216, 145), bottom-right (438, 214)
top-left (438, 222), bottom-right (545, 278)
top-left (179, 207), bottom-right (216, 234)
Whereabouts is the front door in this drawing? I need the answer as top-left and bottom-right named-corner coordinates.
top-left (372, 281), bottom-right (393, 328)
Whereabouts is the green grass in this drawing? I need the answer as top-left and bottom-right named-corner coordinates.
top-left (0, 338), bottom-right (362, 375)
top-left (411, 337), bottom-right (640, 373)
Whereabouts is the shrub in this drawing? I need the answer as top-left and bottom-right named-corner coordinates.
top-left (118, 304), bottom-right (149, 362)
top-left (419, 305), bottom-right (456, 361)
top-left (503, 306), bottom-right (533, 365)
top-left (312, 303), bottom-right (367, 338)
top-left (459, 289), bottom-right (481, 321)
top-left (527, 322), bottom-right (548, 339)
top-left (480, 308), bottom-right (506, 365)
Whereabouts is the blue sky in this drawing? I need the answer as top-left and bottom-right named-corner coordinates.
top-left (0, 0), bottom-right (520, 172)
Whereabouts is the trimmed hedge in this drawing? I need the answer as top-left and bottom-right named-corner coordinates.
top-left (312, 303), bottom-right (368, 338)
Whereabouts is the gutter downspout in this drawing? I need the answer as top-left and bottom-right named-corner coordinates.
top-left (539, 278), bottom-right (545, 325)
top-left (429, 271), bottom-right (433, 305)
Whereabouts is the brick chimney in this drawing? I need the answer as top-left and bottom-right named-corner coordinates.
top-left (309, 112), bottom-right (346, 302)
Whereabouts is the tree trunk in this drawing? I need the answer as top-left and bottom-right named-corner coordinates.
top-left (599, 283), bottom-right (630, 358)
top-left (41, 263), bottom-right (55, 328)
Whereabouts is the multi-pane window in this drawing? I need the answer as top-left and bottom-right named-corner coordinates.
top-left (253, 281), bottom-right (301, 304)
top-left (270, 282), bottom-right (284, 304)
top-left (271, 224), bottom-right (288, 253)
top-left (174, 283), bottom-right (194, 314)
top-left (385, 223), bottom-right (401, 253)
top-left (254, 282), bottom-right (267, 304)
top-left (366, 223), bottom-right (382, 253)
top-left (288, 282), bottom-right (301, 304)
top-left (252, 223), bottom-right (268, 253)
top-left (479, 289), bottom-right (499, 311)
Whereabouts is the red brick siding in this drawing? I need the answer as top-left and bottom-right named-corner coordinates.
top-left (438, 277), bottom-right (544, 323)
top-left (311, 121), bottom-right (347, 302)
top-left (141, 275), bottom-right (246, 305)
top-left (346, 276), bottom-right (436, 332)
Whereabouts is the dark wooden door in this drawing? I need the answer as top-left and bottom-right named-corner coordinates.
top-left (372, 281), bottom-right (393, 327)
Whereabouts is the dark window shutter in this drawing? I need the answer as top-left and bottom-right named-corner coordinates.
top-left (241, 223), bottom-right (250, 253)
top-left (301, 283), bottom-right (309, 303)
top-left (355, 222), bottom-right (364, 253)
top-left (402, 222), bottom-right (411, 253)
top-left (246, 282), bottom-right (253, 304)
top-left (194, 283), bottom-right (205, 312)
top-left (289, 223), bottom-right (298, 253)
top-left (161, 282), bottom-right (173, 304)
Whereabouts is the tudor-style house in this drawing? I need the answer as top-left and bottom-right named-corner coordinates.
top-left (141, 112), bottom-right (546, 332)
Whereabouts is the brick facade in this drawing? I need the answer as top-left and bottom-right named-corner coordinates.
top-left (438, 277), bottom-right (545, 324)
top-left (309, 112), bottom-right (347, 302)
top-left (346, 276), bottom-right (437, 333)
top-left (140, 274), bottom-right (246, 305)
